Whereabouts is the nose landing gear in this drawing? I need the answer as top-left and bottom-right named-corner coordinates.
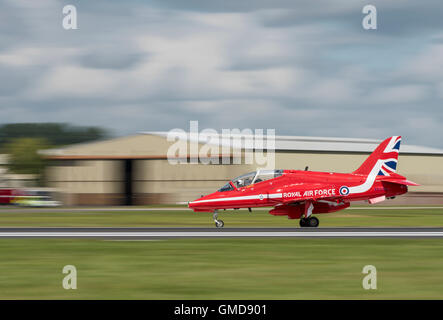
top-left (213, 210), bottom-right (224, 228)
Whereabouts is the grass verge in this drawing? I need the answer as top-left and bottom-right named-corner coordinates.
top-left (0, 207), bottom-right (443, 227)
top-left (1, 238), bottom-right (443, 299)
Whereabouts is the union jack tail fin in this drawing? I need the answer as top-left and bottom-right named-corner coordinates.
top-left (353, 136), bottom-right (401, 176)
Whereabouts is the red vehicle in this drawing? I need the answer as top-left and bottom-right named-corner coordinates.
top-left (0, 189), bottom-right (16, 205)
top-left (189, 136), bottom-right (419, 228)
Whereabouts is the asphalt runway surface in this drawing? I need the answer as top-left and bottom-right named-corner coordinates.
top-left (1, 227), bottom-right (443, 239)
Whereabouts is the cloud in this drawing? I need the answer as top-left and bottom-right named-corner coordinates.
top-left (29, 65), bottom-right (118, 98)
top-left (0, 0), bottom-right (442, 150)
top-left (400, 43), bottom-right (443, 81)
top-left (368, 85), bottom-right (429, 104)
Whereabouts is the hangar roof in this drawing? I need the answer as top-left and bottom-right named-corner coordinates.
top-left (41, 132), bottom-right (443, 159)
top-left (142, 131), bottom-right (443, 155)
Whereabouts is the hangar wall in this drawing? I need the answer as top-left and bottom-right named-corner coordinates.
top-left (132, 160), bottom-right (253, 204)
top-left (46, 160), bottom-right (253, 205)
top-left (44, 133), bottom-right (253, 205)
top-left (46, 160), bottom-right (125, 205)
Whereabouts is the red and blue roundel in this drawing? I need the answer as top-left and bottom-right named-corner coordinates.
top-left (339, 186), bottom-right (350, 196)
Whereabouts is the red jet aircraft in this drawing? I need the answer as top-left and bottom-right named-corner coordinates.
top-left (189, 136), bottom-right (419, 228)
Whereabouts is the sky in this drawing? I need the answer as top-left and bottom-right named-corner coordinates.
top-left (0, 0), bottom-right (442, 148)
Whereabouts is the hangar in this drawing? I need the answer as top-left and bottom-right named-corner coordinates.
top-left (42, 133), bottom-right (443, 205)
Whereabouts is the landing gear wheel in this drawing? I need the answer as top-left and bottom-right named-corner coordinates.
top-left (213, 210), bottom-right (224, 228)
top-left (307, 216), bottom-right (319, 228)
top-left (299, 217), bottom-right (319, 228)
top-left (215, 220), bottom-right (224, 228)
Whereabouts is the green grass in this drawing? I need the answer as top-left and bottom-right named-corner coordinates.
top-left (1, 207), bottom-right (443, 299)
top-left (0, 207), bottom-right (443, 227)
top-left (1, 238), bottom-right (443, 299)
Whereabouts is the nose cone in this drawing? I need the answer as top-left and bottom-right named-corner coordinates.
top-left (188, 195), bottom-right (205, 209)
top-left (188, 200), bottom-right (196, 208)
top-left (188, 193), bottom-right (217, 212)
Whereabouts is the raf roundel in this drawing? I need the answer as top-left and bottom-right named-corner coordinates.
top-left (339, 186), bottom-right (350, 196)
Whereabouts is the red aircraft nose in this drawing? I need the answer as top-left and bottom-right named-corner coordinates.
top-left (188, 195), bottom-right (205, 209)
top-left (188, 194), bottom-right (217, 212)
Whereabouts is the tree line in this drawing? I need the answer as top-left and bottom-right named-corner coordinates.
top-left (0, 123), bottom-right (109, 177)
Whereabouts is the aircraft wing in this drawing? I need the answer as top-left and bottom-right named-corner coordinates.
top-left (270, 196), bottom-right (349, 217)
top-left (280, 196), bottom-right (344, 205)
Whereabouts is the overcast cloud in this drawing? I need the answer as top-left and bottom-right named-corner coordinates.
top-left (0, 0), bottom-right (442, 148)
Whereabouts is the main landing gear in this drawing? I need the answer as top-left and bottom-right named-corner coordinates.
top-left (299, 216), bottom-right (319, 228)
top-left (299, 201), bottom-right (319, 228)
top-left (213, 210), bottom-right (224, 228)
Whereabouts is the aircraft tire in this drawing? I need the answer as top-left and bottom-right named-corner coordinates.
top-left (299, 218), bottom-right (307, 227)
top-left (307, 217), bottom-right (319, 228)
top-left (215, 220), bottom-right (224, 228)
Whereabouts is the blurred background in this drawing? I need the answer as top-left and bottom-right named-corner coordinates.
top-left (0, 122), bottom-right (442, 206)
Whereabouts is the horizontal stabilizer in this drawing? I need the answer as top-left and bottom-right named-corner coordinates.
top-left (380, 179), bottom-right (420, 186)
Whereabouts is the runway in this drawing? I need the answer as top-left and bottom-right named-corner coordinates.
top-left (1, 227), bottom-right (443, 238)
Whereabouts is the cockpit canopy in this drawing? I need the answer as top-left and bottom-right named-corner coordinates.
top-left (218, 169), bottom-right (283, 192)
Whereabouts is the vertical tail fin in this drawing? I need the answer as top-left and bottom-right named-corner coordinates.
top-left (353, 136), bottom-right (401, 176)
